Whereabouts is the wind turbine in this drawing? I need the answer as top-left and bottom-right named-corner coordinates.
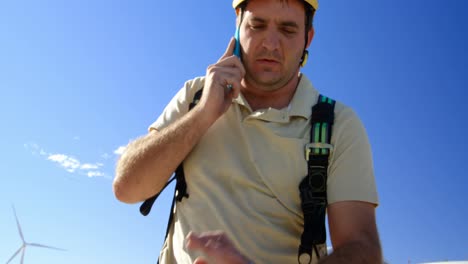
top-left (5, 205), bottom-right (66, 264)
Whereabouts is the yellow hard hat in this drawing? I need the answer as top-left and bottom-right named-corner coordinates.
top-left (232, 0), bottom-right (318, 11)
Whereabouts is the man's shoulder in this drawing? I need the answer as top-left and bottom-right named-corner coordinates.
top-left (184, 76), bottom-right (205, 92)
top-left (173, 76), bottom-right (205, 105)
top-left (298, 74), bottom-right (362, 125)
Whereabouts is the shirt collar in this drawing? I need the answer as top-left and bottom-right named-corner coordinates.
top-left (233, 73), bottom-right (319, 119)
top-left (289, 74), bottom-right (319, 119)
top-left (233, 92), bottom-right (252, 112)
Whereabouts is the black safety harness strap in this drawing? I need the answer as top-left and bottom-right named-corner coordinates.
top-left (298, 94), bottom-right (336, 264)
top-left (140, 88), bottom-right (202, 216)
top-left (139, 89), bottom-right (203, 264)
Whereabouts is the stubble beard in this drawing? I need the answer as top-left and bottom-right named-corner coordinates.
top-left (244, 65), bottom-right (298, 92)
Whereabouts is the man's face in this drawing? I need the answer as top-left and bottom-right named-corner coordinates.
top-left (239, 0), bottom-right (310, 91)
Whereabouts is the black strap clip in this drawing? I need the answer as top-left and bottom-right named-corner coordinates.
top-left (298, 165), bottom-right (328, 263)
top-left (174, 165), bottom-right (189, 202)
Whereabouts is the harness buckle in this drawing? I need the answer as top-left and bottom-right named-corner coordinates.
top-left (305, 143), bottom-right (333, 161)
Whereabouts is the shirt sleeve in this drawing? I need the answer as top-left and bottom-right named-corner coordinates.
top-left (148, 77), bottom-right (205, 132)
top-left (327, 104), bottom-right (379, 206)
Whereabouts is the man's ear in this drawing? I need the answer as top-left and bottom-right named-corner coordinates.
top-left (306, 27), bottom-right (315, 48)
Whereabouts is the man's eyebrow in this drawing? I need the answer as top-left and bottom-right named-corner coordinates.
top-left (279, 21), bottom-right (299, 28)
top-left (250, 17), bottom-right (299, 28)
top-left (250, 17), bottom-right (267, 23)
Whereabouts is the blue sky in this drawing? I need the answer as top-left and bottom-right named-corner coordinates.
top-left (0, 0), bottom-right (467, 263)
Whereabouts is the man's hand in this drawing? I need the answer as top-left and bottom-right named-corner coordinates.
top-left (186, 231), bottom-right (252, 264)
top-left (199, 37), bottom-right (245, 123)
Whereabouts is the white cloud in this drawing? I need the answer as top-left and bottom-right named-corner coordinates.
top-left (114, 146), bottom-right (126, 155)
top-left (47, 154), bottom-right (67, 162)
top-left (25, 142), bottom-right (119, 180)
top-left (47, 154), bottom-right (105, 176)
top-left (80, 164), bottom-right (97, 169)
top-left (47, 154), bottom-right (80, 173)
top-left (87, 171), bottom-right (105, 178)
top-left (80, 163), bottom-right (103, 170)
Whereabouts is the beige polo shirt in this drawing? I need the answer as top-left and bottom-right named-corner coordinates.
top-left (149, 74), bottom-right (378, 264)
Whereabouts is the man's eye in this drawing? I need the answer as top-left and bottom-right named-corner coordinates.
top-left (250, 25), bottom-right (265, 30)
top-left (282, 28), bottom-right (297, 34)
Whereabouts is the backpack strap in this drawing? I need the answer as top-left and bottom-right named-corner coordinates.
top-left (140, 88), bottom-right (203, 217)
top-left (298, 94), bottom-right (336, 264)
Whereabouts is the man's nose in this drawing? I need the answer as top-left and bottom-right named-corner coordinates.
top-left (262, 29), bottom-right (280, 51)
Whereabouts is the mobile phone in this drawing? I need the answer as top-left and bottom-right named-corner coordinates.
top-left (234, 25), bottom-right (241, 59)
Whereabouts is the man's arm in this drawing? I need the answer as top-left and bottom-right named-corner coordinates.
top-left (113, 38), bottom-right (244, 204)
top-left (113, 106), bottom-right (215, 204)
top-left (319, 201), bottom-right (382, 264)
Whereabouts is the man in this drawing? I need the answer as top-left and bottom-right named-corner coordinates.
top-left (113, 0), bottom-right (382, 263)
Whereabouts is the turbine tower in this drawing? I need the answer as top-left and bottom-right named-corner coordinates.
top-left (5, 205), bottom-right (66, 264)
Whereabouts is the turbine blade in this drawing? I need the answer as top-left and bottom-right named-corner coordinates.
top-left (29, 243), bottom-right (66, 251)
top-left (20, 248), bottom-right (25, 264)
top-left (5, 247), bottom-right (22, 264)
top-left (12, 205), bottom-right (25, 242)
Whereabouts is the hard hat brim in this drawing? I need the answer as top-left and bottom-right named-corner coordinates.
top-left (232, 0), bottom-right (318, 11)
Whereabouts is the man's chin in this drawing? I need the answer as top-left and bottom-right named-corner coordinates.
top-left (253, 69), bottom-right (282, 80)
top-left (246, 74), bottom-right (284, 89)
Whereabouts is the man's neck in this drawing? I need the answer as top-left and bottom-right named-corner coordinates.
top-left (241, 73), bottom-right (301, 111)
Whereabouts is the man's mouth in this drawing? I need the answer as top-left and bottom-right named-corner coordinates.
top-left (257, 58), bottom-right (280, 65)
